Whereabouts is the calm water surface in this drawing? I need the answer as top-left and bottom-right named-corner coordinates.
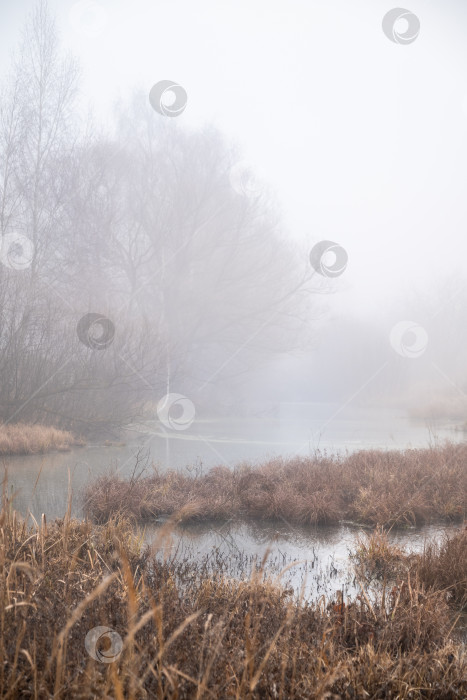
top-left (4, 403), bottom-right (464, 520)
top-left (140, 519), bottom-right (460, 602)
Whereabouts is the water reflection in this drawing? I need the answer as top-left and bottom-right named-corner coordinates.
top-left (141, 519), bottom-right (457, 602)
top-left (3, 407), bottom-right (464, 520)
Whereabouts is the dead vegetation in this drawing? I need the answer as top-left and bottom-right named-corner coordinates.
top-left (1, 483), bottom-right (466, 698)
top-left (84, 442), bottom-right (467, 527)
top-left (0, 423), bottom-right (84, 455)
top-left (353, 526), bottom-right (467, 612)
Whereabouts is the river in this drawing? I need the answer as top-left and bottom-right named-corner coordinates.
top-left (4, 403), bottom-right (464, 601)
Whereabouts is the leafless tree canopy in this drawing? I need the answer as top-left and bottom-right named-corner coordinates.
top-left (0, 2), bottom-right (320, 433)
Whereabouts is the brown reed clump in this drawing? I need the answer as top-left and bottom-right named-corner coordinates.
top-left (352, 525), bottom-right (467, 619)
top-left (351, 527), bottom-right (408, 582)
top-left (411, 526), bottom-right (467, 610)
top-left (1, 489), bottom-right (466, 698)
top-left (0, 423), bottom-right (84, 455)
top-left (84, 442), bottom-right (467, 527)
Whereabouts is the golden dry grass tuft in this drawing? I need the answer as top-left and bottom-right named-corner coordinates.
top-left (352, 526), bottom-right (467, 609)
top-left (351, 527), bottom-right (407, 581)
top-left (0, 423), bottom-right (83, 455)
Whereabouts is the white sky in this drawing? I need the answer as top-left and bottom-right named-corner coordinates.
top-left (1, 0), bottom-right (467, 318)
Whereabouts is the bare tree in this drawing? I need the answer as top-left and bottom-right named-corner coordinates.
top-left (94, 96), bottom-right (322, 402)
top-left (0, 2), bottom-right (323, 431)
top-left (0, 3), bottom-right (164, 431)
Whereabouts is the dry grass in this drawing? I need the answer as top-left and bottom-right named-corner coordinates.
top-left (0, 423), bottom-right (84, 455)
top-left (1, 491), bottom-right (466, 698)
top-left (352, 527), bottom-right (467, 611)
top-left (351, 527), bottom-right (407, 581)
top-left (84, 442), bottom-right (467, 527)
top-left (410, 529), bottom-right (467, 610)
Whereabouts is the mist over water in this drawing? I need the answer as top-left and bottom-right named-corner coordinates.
top-left (0, 1), bottom-right (466, 523)
top-left (7, 404), bottom-right (464, 522)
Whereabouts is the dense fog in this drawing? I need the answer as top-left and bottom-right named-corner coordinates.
top-left (1, 0), bottom-right (467, 432)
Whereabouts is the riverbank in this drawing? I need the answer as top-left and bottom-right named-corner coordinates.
top-left (2, 498), bottom-right (465, 698)
top-left (84, 442), bottom-right (467, 527)
top-left (0, 423), bottom-right (84, 455)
